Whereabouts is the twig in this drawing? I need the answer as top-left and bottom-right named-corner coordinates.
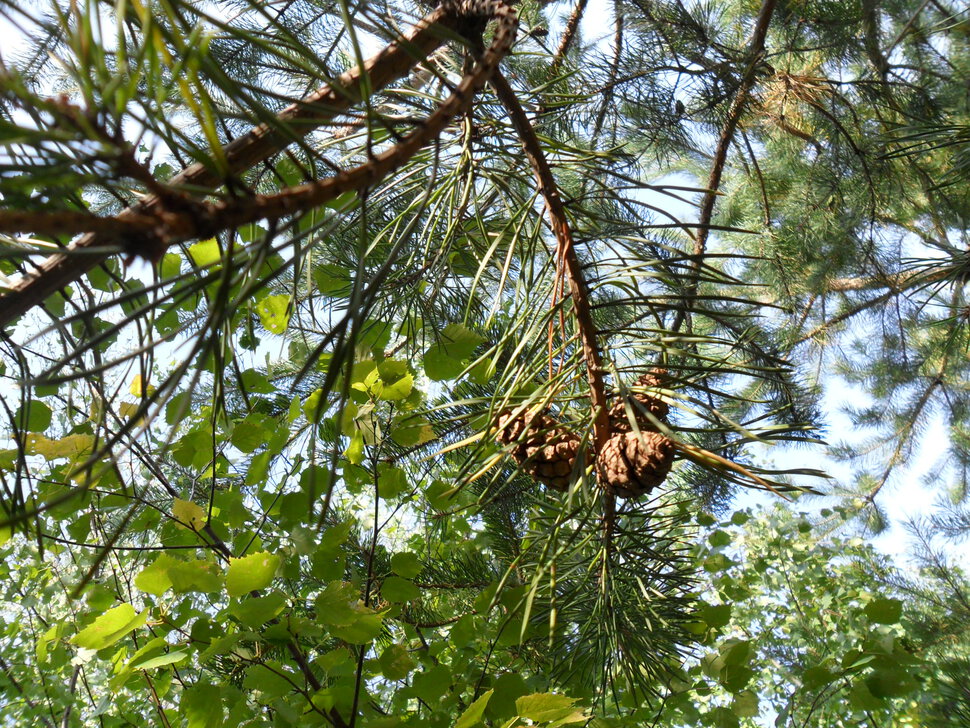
top-left (551, 0), bottom-right (590, 70)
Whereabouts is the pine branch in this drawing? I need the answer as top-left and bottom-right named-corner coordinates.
top-left (0, 4), bottom-right (462, 328)
top-left (673, 0), bottom-right (777, 333)
top-left (552, 0), bottom-right (590, 70)
top-left (488, 70), bottom-right (616, 534)
top-left (0, 209), bottom-right (159, 238)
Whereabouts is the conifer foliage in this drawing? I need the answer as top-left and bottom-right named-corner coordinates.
top-left (0, 0), bottom-right (967, 724)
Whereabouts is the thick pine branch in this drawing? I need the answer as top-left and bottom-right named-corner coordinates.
top-left (0, 5), bottom-right (466, 328)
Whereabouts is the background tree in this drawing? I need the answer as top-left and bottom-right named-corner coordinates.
top-left (0, 0), bottom-right (967, 725)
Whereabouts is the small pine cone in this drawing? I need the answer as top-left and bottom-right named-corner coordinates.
top-left (495, 409), bottom-right (580, 490)
top-left (495, 409), bottom-right (553, 450)
top-left (598, 431), bottom-right (675, 498)
top-left (522, 433), bottom-right (581, 491)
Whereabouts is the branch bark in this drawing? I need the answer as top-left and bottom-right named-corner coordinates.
top-left (0, 5), bottom-right (467, 328)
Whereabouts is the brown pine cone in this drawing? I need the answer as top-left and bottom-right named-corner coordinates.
top-left (522, 433), bottom-right (581, 491)
top-left (598, 430), bottom-right (675, 498)
top-left (495, 408), bottom-right (552, 450)
top-left (609, 370), bottom-right (670, 433)
top-left (495, 408), bottom-right (581, 491)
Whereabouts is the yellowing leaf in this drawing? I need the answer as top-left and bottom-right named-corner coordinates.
top-left (26, 433), bottom-right (94, 462)
top-left (173, 498), bottom-right (207, 530)
top-left (129, 374), bottom-right (156, 397)
top-left (255, 294), bottom-right (291, 335)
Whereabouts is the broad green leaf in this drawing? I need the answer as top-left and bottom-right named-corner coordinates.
top-left (231, 415), bottom-right (269, 454)
top-left (182, 683), bottom-right (223, 728)
top-left (377, 464), bottom-right (407, 499)
top-left (437, 323), bottom-right (484, 359)
top-left (130, 650), bottom-right (189, 671)
top-left (17, 401), bottom-right (52, 432)
top-left (381, 576), bottom-right (419, 603)
top-left (168, 559), bottom-right (224, 594)
top-left (230, 591), bottom-right (287, 628)
top-left (135, 553), bottom-right (178, 596)
top-left (390, 552), bottom-right (422, 578)
top-left (864, 597), bottom-right (903, 625)
top-left (391, 414), bottom-right (435, 446)
top-left (188, 238), bottom-right (221, 267)
top-left (456, 689), bottom-right (493, 728)
top-left (329, 610), bottom-right (383, 644)
top-left (379, 643), bottom-right (416, 681)
top-left (699, 603), bottom-right (732, 629)
top-left (515, 693), bottom-right (586, 724)
top-left (731, 691), bottom-right (759, 718)
top-left (71, 603), bottom-right (148, 650)
top-left (423, 347), bottom-right (466, 381)
top-left (255, 294), bottom-right (291, 334)
top-left (865, 668), bottom-right (918, 698)
top-left (226, 552), bottom-right (281, 597)
top-left (173, 498), bottom-right (207, 530)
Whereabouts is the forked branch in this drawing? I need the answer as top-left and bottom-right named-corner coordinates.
top-left (0, 1), bottom-right (515, 328)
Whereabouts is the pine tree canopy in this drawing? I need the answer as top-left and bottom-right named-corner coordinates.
top-left (0, 0), bottom-right (969, 724)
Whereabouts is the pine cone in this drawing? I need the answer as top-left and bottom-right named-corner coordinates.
top-left (522, 433), bottom-right (581, 491)
top-left (608, 370), bottom-right (669, 433)
top-left (598, 430), bottom-right (675, 498)
top-left (495, 408), bottom-right (581, 491)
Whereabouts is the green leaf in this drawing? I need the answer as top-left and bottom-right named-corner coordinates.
top-left (865, 668), bottom-right (918, 698)
top-left (71, 603), bottom-right (149, 650)
top-left (377, 464), bottom-right (407, 499)
top-left (456, 689), bottom-right (493, 728)
top-left (313, 263), bottom-right (352, 296)
top-left (188, 238), bottom-right (221, 267)
top-left (390, 552), bottom-right (422, 578)
top-left (173, 498), bottom-right (207, 530)
top-left (437, 323), bottom-right (484, 359)
top-left (345, 431), bottom-right (365, 465)
top-left (381, 576), bottom-right (420, 603)
top-left (225, 552), bottom-right (281, 597)
top-left (17, 401), bottom-right (52, 432)
top-left (135, 553), bottom-right (178, 596)
top-left (168, 559), bottom-right (224, 593)
top-left (255, 294), bottom-right (291, 334)
top-left (864, 597), bottom-right (903, 625)
top-left (379, 643), bottom-right (416, 681)
top-left (230, 591), bottom-right (287, 628)
top-left (423, 347), bottom-right (467, 382)
top-left (699, 603), bottom-right (732, 629)
top-left (515, 693), bottom-right (584, 723)
top-left (130, 650), bottom-right (190, 671)
top-left (231, 415), bottom-right (269, 454)
top-left (182, 683), bottom-right (223, 728)
top-left (730, 690), bottom-right (759, 718)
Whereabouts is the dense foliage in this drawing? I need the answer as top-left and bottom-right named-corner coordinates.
top-left (1, 0), bottom-right (968, 725)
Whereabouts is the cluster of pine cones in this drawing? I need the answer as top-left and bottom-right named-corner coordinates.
top-left (494, 369), bottom-right (675, 498)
